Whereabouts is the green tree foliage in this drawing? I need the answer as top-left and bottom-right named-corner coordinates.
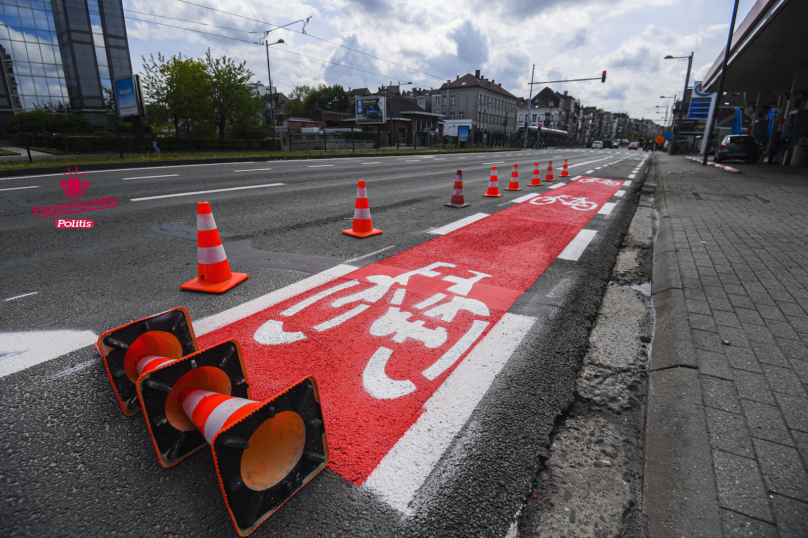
top-left (141, 53), bottom-right (210, 136)
top-left (283, 85), bottom-right (313, 118)
top-left (303, 84), bottom-right (350, 115)
top-left (202, 50), bottom-right (264, 138)
top-left (5, 110), bottom-right (92, 134)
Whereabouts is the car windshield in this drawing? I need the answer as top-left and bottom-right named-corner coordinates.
top-left (728, 136), bottom-right (755, 143)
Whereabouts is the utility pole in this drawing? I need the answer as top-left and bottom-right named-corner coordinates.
top-left (703, 0), bottom-right (740, 165)
top-left (258, 17), bottom-right (309, 130)
top-left (523, 64), bottom-right (535, 149)
top-left (666, 52), bottom-right (693, 155)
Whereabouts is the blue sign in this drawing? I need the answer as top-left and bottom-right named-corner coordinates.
top-left (688, 81), bottom-right (715, 119)
top-left (663, 132), bottom-right (673, 139)
top-left (458, 125), bottom-right (469, 142)
top-left (114, 75), bottom-right (140, 117)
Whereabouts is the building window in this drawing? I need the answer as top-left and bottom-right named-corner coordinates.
top-left (435, 96), bottom-right (440, 105)
top-left (450, 113), bottom-right (455, 120)
top-left (459, 112), bottom-right (464, 119)
top-left (442, 96), bottom-right (447, 105)
top-left (450, 97), bottom-right (456, 105)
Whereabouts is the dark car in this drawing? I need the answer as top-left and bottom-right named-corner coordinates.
top-left (602, 139), bottom-right (613, 149)
top-left (715, 135), bottom-right (758, 164)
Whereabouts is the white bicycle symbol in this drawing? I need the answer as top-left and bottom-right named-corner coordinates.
top-left (577, 177), bottom-right (621, 186)
top-left (530, 194), bottom-right (599, 211)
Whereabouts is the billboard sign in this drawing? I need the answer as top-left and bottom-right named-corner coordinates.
top-left (113, 75), bottom-right (144, 118)
top-left (356, 97), bottom-right (386, 124)
top-left (458, 125), bottom-right (469, 142)
top-left (688, 81), bottom-right (715, 119)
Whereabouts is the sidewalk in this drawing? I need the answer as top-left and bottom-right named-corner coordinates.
top-left (646, 153), bottom-right (808, 537)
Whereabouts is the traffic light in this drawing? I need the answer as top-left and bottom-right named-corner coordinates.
top-left (601, 71), bottom-right (607, 83)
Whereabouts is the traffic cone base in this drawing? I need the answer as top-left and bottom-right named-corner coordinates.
top-left (445, 201), bottom-right (470, 208)
top-left (504, 164), bottom-right (522, 191)
top-left (445, 169), bottom-right (470, 208)
top-left (528, 163), bottom-right (542, 187)
top-left (182, 202), bottom-right (248, 294)
top-left (504, 185), bottom-right (523, 191)
top-left (484, 167), bottom-right (502, 197)
top-left (97, 307), bottom-right (197, 416)
top-left (344, 180), bottom-right (383, 237)
top-left (181, 272), bottom-right (249, 293)
top-left (207, 377), bottom-right (329, 537)
top-left (560, 159), bottom-right (570, 177)
top-left (137, 340), bottom-right (251, 468)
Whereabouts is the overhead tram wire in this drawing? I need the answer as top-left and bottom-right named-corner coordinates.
top-left (172, 0), bottom-right (446, 82)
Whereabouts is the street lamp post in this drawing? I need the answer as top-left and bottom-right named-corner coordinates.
top-left (665, 53), bottom-right (693, 155)
top-left (258, 37), bottom-right (285, 130)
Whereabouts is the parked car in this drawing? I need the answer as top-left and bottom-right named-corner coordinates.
top-left (714, 135), bottom-right (758, 163)
top-left (592, 141), bottom-right (603, 149)
top-left (602, 140), bottom-right (613, 148)
top-left (628, 141), bottom-right (639, 150)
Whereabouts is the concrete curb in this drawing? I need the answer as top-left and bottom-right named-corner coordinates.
top-left (684, 155), bottom-right (742, 173)
top-left (0, 148), bottom-right (521, 178)
top-left (644, 155), bottom-right (722, 537)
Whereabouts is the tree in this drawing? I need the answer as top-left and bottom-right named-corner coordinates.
top-left (302, 84), bottom-right (350, 119)
top-left (283, 85), bottom-right (313, 118)
top-left (141, 53), bottom-right (210, 136)
top-left (202, 50), bottom-right (264, 138)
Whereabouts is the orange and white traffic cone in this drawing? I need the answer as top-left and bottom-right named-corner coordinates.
top-left (528, 162), bottom-right (542, 187)
top-left (343, 180), bottom-right (382, 237)
top-left (483, 166), bottom-right (502, 197)
top-left (504, 164), bottom-right (523, 191)
top-left (545, 161), bottom-right (555, 182)
top-left (560, 158), bottom-right (570, 177)
top-left (96, 307), bottom-right (198, 416)
top-left (445, 169), bottom-right (470, 208)
top-left (181, 202), bottom-right (249, 293)
top-left (179, 376), bottom-right (329, 537)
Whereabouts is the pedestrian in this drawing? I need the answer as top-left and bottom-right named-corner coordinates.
top-left (768, 132), bottom-right (783, 165)
top-left (151, 132), bottom-right (161, 154)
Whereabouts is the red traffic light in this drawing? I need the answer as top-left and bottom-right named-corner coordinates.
top-left (601, 71), bottom-right (607, 83)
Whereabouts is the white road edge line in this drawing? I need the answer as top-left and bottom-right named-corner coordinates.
top-left (235, 168), bottom-right (273, 172)
top-left (0, 330), bottom-right (99, 379)
top-left (344, 245), bottom-right (397, 263)
top-left (0, 185), bottom-right (38, 192)
top-left (308, 165), bottom-right (334, 168)
top-left (546, 182), bottom-right (566, 190)
top-left (130, 183), bottom-right (284, 202)
top-left (428, 213), bottom-right (489, 235)
top-left (598, 202), bottom-right (617, 216)
top-left (557, 229), bottom-right (597, 261)
top-left (506, 193), bottom-right (540, 204)
top-left (481, 161), bottom-right (503, 165)
top-left (628, 174), bottom-right (636, 179)
top-left (4, 291), bottom-right (38, 301)
top-left (614, 190), bottom-right (626, 197)
top-left (122, 174), bottom-right (179, 180)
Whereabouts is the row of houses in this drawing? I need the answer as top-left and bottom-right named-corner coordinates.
top-left (259, 70), bottom-right (662, 146)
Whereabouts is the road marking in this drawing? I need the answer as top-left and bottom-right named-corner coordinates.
top-left (585, 170), bottom-right (594, 174)
top-left (598, 202), bottom-right (617, 215)
top-left (568, 156), bottom-right (612, 168)
top-left (0, 185), bottom-right (38, 192)
top-left (403, 160), bottom-right (422, 163)
top-left (122, 174), bottom-right (179, 180)
top-left (558, 229), bottom-right (597, 261)
top-left (628, 174), bottom-right (636, 178)
top-left (624, 181), bottom-right (632, 186)
top-left (429, 213), bottom-right (489, 235)
top-left (308, 165), bottom-right (334, 168)
top-left (235, 168), bottom-right (273, 172)
top-left (4, 291), bottom-right (38, 301)
top-left (131, 183), bottom-right (284, 202)
top-left (481, 161), bottom-right (503, 165)
top-left (0, 330), bottom-right (98, 379)
top-left (345, 245), bottom-right (397, 263)
top-left (547, 182), bottom-right (566, 190)
top-left (361, 162), bottom-right (382, 165)
top-left (506, 193), bottom-right (540, 204)
top-left (614, 190), bottom-right (626, 197)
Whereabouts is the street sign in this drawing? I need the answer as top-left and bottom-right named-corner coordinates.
top-left (655, 136), bottom-right (664, 144)
top-left (688, 81), bottom-right (715, 119)
top-left (113, 75), bottom-right (145, 117)
top-left (356, 97), bottom-right (386, 124)
top-left (663, 132), bottom-right (673, 139)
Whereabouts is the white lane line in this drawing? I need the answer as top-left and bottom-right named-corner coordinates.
top-left (628, 174), bottom-right (636, 178)
top-left (0, 330), bottom-right (98, 379)
top-left (361, 162), bottom-right (382, 165)
top-left (585, 170), bottom-right (594, 174)
top-left (568, 156), bottom-right (612, 168)
top-left (364, 313), bottom-right (537, 514)
top-left (456, 157), bottom-right (468, 159)
top-left (614, 190), bottom-right (626, 197)
top-left (122, 174), bottom-right (179, 180)
top-left (308, 165), bottom-right (334, 168)
top-left (558, 229), bottom-right (597, 261)
top-left (428, 213), bottom-right (489, 235)
top-left (547, 182), bottom-right (566, 190)
top-left (598, 202), bottom-right (617, 215)
top-left (235, 168), bottom-right (272, 172)
top-left (624, 181), bottom-right (632, 186)
top-left (481, 161), bottom-right (504, 165)
top-left (595, 167), bottom-right (602, 170)
top-left (0, 185), bottom-right (38, 192)
top-left (131, 183), bottom-right (284, 202)
top-left (507, 193), bottom-right (540, 204)
top-left (2, 161), bottom-right (248, 181)
top-left (345, 245), bottom-right (396, 263)
top-left (4, 291), bottom-right (38, 301)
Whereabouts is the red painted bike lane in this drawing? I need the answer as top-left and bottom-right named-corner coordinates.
top-left (198, 178), bottom-right (624, 484)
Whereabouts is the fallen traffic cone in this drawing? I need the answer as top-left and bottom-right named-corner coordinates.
top-left (96, 307), bottom-right (198, 416)
top-left (181, 202), bottom-right (249, 293)
top-left (179, 376), bottom-right (328, 536)
top-left (504, 164), bottom-right (523, 191)
top-left (136, 339), bottom-right (252, 468)
top-left (545, 161), bottom-right (555, 182)
top-left (560, 159), bottom-right (570, 177)
top-left (445, 169), bottom-right (470, 208)
top-left (483, 167), bottom-right (502, 197)
top-left (528, 162), bottom-right (542, 187)
top-left (343, 180), bottom-right (382, 237)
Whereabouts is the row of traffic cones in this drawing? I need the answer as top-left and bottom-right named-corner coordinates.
top-left (96, 309), bottom-right (329, 536)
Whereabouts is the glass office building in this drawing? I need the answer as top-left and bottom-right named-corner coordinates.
top-left (0, 0), bottom-right (132, 128)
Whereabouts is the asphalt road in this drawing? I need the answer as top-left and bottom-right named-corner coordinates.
top-left (0, 147), bottom-right (650, 537)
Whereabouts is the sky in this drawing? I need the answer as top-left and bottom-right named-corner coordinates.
top-left (123, 0), bottom-right (760, 124)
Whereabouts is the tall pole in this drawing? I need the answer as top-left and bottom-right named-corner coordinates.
top-left (523, 64), bottom-right (535, 149)
top-left (670, 52), bottom-right (693, 155)
top-left (265, 40), bottom-right (274, 129)
top-left (703, 0), bottom-right (740, 165)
